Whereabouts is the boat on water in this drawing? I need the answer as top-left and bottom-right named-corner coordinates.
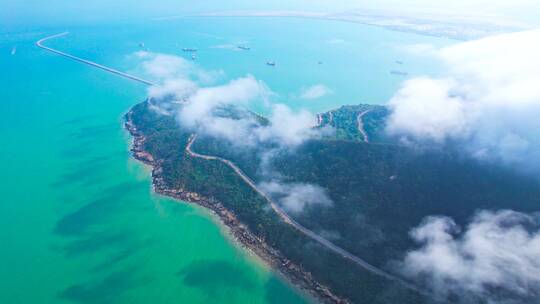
top-left (139, 42), bottom-right (145, 48)
top-left (266, 61), bottom-right (276, 66)
top-left (395, 60), bottom-right (404, 64)
top-left (191, 54), bottom-right (197, 60)
top-left (237, 46), bottom-right (250, 50)
top-left (182, 48), bottom-right (198, 52)
top-left (11, 47), bottom-right (16, 55)
top-left (390, 70), bottom-right (408, 76)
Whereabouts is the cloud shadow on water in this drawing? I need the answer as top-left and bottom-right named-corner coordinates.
top-left (177, 260), bottom-right (255, 297)
top-left (57, 122), bottom-right (119, 159)
top-left (67, 123), bottom-right (118, 141)
top-left (90, 248), bottom-right (137, 273)
top-left (58, 268), bottom-right (146, 304)
top-left (59, 115), bottom-right (98, 126)
top-left (50, 153), bottom-right (123, 189)
top-left (58, 145), bottom-right (94, 159)
top-left (56, 232), bottom-right (130, 258)
top-left (53, 181), bottom-right (145, 236)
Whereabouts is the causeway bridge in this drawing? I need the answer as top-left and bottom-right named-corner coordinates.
top-left (36, 32), bottom-right (154, 86)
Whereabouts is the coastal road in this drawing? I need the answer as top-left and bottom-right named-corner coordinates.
top-left (185, 134), bottom-right (423, 294)
top-left (36, 32), bottom-right (155, 86)
top-left (357, 109), bottom-right (372, 143)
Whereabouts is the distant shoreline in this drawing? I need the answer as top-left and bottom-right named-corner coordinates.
top-left (154, 11), bottom-right (523, 41)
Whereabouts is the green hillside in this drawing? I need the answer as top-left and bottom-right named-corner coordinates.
top-left (128, 100), bottom-right (540, 303)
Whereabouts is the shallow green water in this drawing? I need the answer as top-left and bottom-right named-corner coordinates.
top-left (0, 18), bottom-right (452, 304)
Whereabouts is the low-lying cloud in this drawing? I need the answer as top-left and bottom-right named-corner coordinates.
top-left (178, 75), bottom-right (267, 127)
top-left (299, 84), bottom-right (333, 100)
top-left (147, 78), bottom-right (198, 101)
top-left (398, 210), bottom-right (540, 303)
top-left (136, 52), bottom-right (335, 214)
top-left (211, 44), bottom-right (242, 51)
top-left (137, 52), bottom-right (332, 148)
top-left (386, 30), bottom-right (540, 172)
top-left (326, 38), bottom-right (346, 45)
top-left (259, 181), bottom-right (333, 214)
top-left (176, 76), bottom-right (328, 147)
top-left (136, 51), bottom-right (223, 84)
top-left (255, 104), bottom-right (327, 146)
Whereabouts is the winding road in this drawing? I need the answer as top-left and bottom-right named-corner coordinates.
top-left (357, 109), bottom-right (372, 143)
top-left (315, 113), bottom-right (323, 127)
top-left (36, 32), bottom-right (155, 86)
top-left (185, 134), bottom-right (423, 293)
top-left (328, 110), bottom-right (334, 124)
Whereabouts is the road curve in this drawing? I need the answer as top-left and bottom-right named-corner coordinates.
top-left (357, 109), bottom-right (372, 143)
top-left (185, 134), bottom-right (423, 293)
top-left (36, 32), bottom-right (155, 86)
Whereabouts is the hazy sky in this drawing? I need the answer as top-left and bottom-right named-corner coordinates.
top-left (3, 0), bottom-right (540, 28)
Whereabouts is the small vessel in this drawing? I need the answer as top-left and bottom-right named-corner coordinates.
top-left (395, 60), bottom-right (403, 65)
top-left (390, 70), bottom-right (408, 76)
top-left (237, 46), bottom-right (250, 50)
top-left (266, 61), bottom-right (276, 66)
top-left (139, 42), bottom-right (145, 48)
top-left (191, 53), bottom-right (197, 60)
top-left (318, 61), bottom-right (323, 65)
top-left (11, 47), bottom-right (16, 55)
top-left (182, 48), bottom-right (198, 52)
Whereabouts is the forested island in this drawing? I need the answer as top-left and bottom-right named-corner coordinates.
top-left (125, 100), bottom-right (540, 304)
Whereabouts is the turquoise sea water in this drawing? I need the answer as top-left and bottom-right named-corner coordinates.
top-left (0, 17), bottom-right (453, 303)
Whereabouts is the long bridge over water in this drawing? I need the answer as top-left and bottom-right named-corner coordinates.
top-left (36, 32), bottom-right (155, 86)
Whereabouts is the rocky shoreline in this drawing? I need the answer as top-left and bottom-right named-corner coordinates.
top-left (124, 110), bottom-right (347, 304)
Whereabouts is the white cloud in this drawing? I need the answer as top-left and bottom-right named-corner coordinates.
top-left (399, 43), bottom-right (437, 56)
top-left (147, 78), bottom-right (197, 100)
top-left (136, 52), bottom-right (331, 148)
top-left (255, 104), bottom-right (326, 146)
top-left (326, 38), bottom-right (345, 45)
top-left (259, 181), bottom-right (333, 213)
top-left (299, 84), bottom-right (333, 100)
top-left (178, 75), bottom-right (267, 128)
top-left (399, 210), bottom-right (540, 303)
top-left (180, 97), bottom-right (329, 148)
top-left (197, 115), bottom-right (257, 143)
top-left (386, 29), bottom-right (540, 171)
top-left (137, 53), bottom-right (335, 212)
top-left (176, 75), bottom-right (271, 143)
top-left (386, 78), bottom-right (469, 143)
top-left (211, 44), bottom-right (241, 51)
top-left (140, 53), bottom-right (192, 79)
top-left (137, 51), bottom-right (223, 84)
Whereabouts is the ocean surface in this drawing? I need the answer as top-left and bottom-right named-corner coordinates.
top-left (0, 17), bottom-right (453, 303)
